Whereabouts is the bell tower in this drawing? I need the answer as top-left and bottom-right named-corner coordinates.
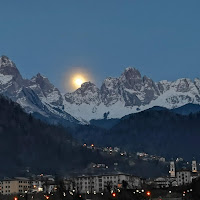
top-left (192, 160), bottom-right (197, 172)
top-left (169, 161), bottom-right (176, 177)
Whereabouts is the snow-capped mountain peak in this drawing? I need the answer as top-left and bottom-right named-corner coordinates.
top-left (122, 67), bottom-right (142, 79)
top-left (0, 55), bottom-right (200, 124)
top-left (0, 55), bottom-right (16, 68)
top-left (63, 68), bottom-right (200, 121)
top-left (30, 72), bottom-right (63, 106)
top-left (0, 55), bottom-right (78, 125)
top-left (65, 81), bottom-right (101, 105)
top-left (0, 56), bottom-right (23, 81)
top-left (31, 73), bottom-right (47, 81)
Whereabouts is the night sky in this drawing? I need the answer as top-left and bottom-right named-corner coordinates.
top-left (0, 0), bottom-right (200, 92)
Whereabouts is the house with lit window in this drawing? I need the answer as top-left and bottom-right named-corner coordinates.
top-left (0, 177), bottom-right (32, 195)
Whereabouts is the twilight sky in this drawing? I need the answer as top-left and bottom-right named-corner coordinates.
top-left (0, 0), bottom-right (200, 92)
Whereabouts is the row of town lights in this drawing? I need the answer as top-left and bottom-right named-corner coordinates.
top-left (13, 187), bottom-right (194, 200)
top-left (13, 189), bottom-right (154, 200)
top-left (133, 189), bottom-right (145, 194)
top-left (182, 189), bottom-right (192, 196)
top-left (132, 189), bottom-right (151, 197)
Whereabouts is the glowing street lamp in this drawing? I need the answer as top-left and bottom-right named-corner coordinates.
top-left (44, 195), bottom-right (49, 200)
top-left (146, 191), bottom-right (151, 196)
top-left (112, 192), bottom-right (116, 198)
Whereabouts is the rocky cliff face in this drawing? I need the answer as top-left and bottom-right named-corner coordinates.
top-left (1, 55), bottom-right (200, 123)
top-left (65, 82), bottom-right (101, 105)
top-left (30, 73), bottom-right (63, 106)
top-left (100, 68), bottom-right (160, 107)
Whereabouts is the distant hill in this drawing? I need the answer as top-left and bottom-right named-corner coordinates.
top-left (147, 106), bottom-right (168, 111)
top-left (74, 109), bottom-right (200, 161)
top-left (171, 103), bottom-right (200, 115)
top-left (90, 118), bottom-right (120, 129)
top-left (89, 103), bottom-right (200, 129)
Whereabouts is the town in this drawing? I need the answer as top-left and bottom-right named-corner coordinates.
top-left (1, 144), bottom-right (199, 200)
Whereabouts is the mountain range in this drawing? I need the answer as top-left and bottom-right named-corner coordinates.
top-left (1, 55), bottom-right (200, 175)
top-left (1, 55), bottom-right (200, 125)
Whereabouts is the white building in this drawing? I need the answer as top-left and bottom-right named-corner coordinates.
top-left (71, 174), bottom-right (141, 194)
top-left (176, 170), bottom-right (191, 186)
top-left (168, 160), bottom-right (199, 186)
top-left (0, 177), bottom-right (32, 195)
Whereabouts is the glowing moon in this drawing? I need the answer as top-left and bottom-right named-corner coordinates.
top-left (73, 76), bottom-right (85, 87)
top-left (64, 67), bottom-right (93, 91)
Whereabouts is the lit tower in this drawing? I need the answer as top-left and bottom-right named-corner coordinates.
top-left (169, 161), bottom-right (176, 177)
top-left (192, 160), bottom-right (197, 172)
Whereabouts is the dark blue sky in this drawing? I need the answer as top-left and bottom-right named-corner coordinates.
top-left (0, 0), bottom-right (200, 91)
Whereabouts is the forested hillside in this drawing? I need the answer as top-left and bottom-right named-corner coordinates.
top-left (0, 96), bottom-right (111, 177)
top-left (74, 109), bottom-right (200, 160)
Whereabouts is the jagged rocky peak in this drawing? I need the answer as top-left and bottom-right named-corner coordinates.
top-left (175, 78), bottom-right (190, 92)
top-left (120, 67), bottom-right (143, 90)
top-left (65, 81), bottom-right (101, 105)
top-left (101, 77), bottom-right (119, 95)
top-left (31, 73), bottom-right (55, 92)
top-left (0, 56), bottom-right (17, 74)
top-left (31, 73), bottom-right (47, 82)
top-left (0, 55), bottom-right (16, 67)
top-left (31, 73), bottom-right (63, 105)
top-left (0, 55), bottom-right (23, 86)
top-left (79, 81), bottom-right (99, 93)
top-left (75, 81), bottom-right (100, 99)
top-left (157, 80), bottom-right (172, 93)
top-left (100, 77), bottom-right (122, 106)
top-left (123, 67), bottom-right (142, 78)
top-left (170, 78), bottom-right (195, 93)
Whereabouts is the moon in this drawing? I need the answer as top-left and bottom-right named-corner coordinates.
top-left (73, 76), bottom-right (85, 88)
top-left (64, 67), bottom-right (93, 91)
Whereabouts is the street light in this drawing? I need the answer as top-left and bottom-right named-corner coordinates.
top-left (146, 191), bottom-right (151, 196)
top-left (112, 192), bottom-right (116, 197)
top-left (44, 195), bottom-right (49, 199)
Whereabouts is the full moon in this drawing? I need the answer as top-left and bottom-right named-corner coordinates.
top-left (73, 76), bottom-right (85, 87)
top-left (64, 67), bottom-right (93, 91)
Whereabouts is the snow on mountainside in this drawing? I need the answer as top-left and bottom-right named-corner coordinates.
top-left (0, 55), bottom-right (200, 124)
top-left (64, 68), bottom-right (200, 121)
top-left (0, 56), bottom-right (78, 125)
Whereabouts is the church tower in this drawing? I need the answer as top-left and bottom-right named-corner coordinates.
top-left (192, 160), bottom-right (197, 172)
top-left (170, 161), bottom-right (176, 177)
